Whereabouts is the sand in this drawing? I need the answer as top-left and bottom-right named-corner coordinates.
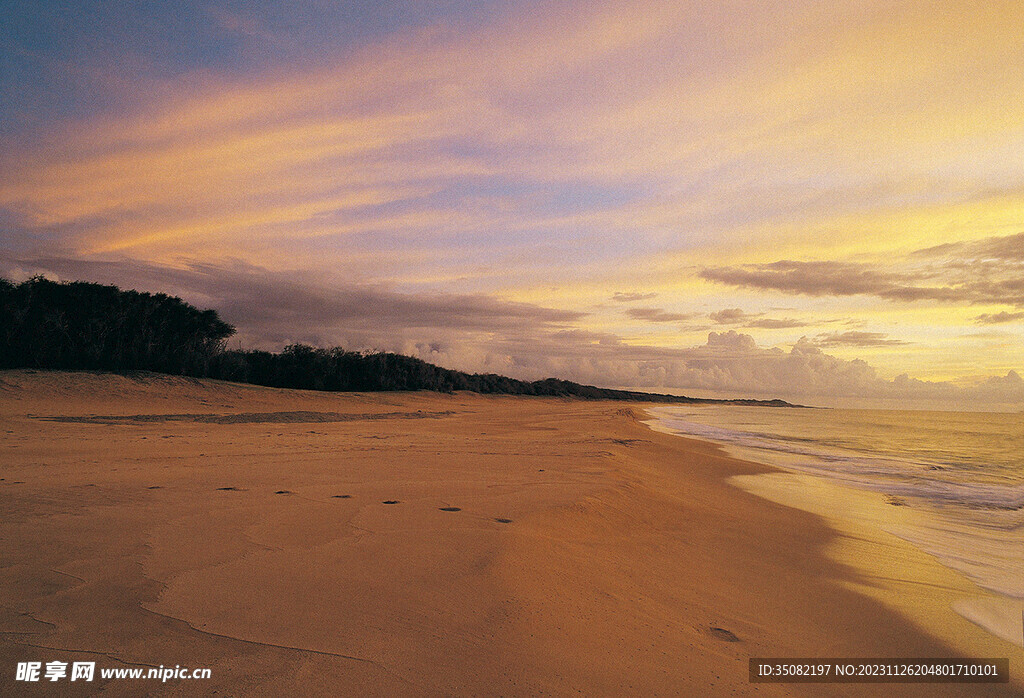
top-left (0, 370), bottom-right (1019, 696)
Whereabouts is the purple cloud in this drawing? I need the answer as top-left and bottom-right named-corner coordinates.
top-left (699, 233), bottom-right (1024, 307)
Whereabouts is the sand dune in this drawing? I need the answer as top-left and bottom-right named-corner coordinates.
top-left (0, 371), bottom-right (1018, 695)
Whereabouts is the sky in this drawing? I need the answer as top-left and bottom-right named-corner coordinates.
top-left (2, 0), bottom-right (1023, 409)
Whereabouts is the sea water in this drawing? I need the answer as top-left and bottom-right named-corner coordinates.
top-left (647, 405), bottom-right (1024, 648)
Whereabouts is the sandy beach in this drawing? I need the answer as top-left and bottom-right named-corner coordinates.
top-left (0, 370), bottom-right (1018, 696)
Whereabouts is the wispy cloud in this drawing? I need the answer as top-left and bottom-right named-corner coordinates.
top-left (746, 318), bottom-right (809, 330)
top-left (809, 331), bottom-right (908, 348)
top-left (701, 262), bottom-right (919, 298)
top-left (916, 232), bottom-right (1024, 262)
top-left (611, 291), bottom-right (657, 303)
top-left (625, 307), bottom-right (694, 323)
top-left (0, 256), bottom-right (583, 350)
top-left (700, 232), bottom-right (1024, 307)
top-left (975, 311), bottom-right (1024, 325)
top-left (708, 308), bottom-right (806, 329)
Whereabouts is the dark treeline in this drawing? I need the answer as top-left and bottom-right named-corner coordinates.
top-left (0, 276), bottom-right (794, 406)
top-left (1, 276), bottom-right (233, 375)
top-left (210, 345), bottom-right (692, 400)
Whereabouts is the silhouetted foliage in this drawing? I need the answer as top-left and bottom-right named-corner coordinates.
top-left (0, 276), bottom-right (797, 406)
top-left (0, 277), bottom-right (234, 374)
top-left (202, 345), bottom-right (698, 400)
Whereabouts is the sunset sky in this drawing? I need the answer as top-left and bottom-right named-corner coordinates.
top-left (2, 0), bottom-right (1022, 408)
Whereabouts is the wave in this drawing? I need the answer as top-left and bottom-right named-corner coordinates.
top-left (648, 406), bottom-right (1024, 607)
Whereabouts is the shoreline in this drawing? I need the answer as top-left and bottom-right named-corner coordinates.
top-left (728, 471), bottom-right (1024, 654)
top-left (0, 370), bottom-right (1019, 694)
top-left (643, 407), bottom-right (1024, 661)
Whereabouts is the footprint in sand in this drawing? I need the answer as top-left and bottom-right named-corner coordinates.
top-left (382, 500), bottom-right (401, 505)
top-left (706, 627), bottom-right (741, 642)
top-left (438, 507), bottom-right (461, 512)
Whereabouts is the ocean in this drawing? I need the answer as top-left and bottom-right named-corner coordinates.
top-left (647, 404), bottom-right (1024, 648)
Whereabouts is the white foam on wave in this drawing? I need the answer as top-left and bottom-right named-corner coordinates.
top-left (646, 406), bottom-right (1024, 648)
top-left (952, 597), bottom-right (1024, 649)
top-left (650, 411), bottom-right (1024, 512)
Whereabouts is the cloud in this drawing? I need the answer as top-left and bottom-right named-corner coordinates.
top-left (2, 255), bottom-right (1020, 406)
top-left (745, 318), bottom-right (808, 329)
top-left (625, 307), bottom-right (694, 323)
top-left (809, 331), bottom-right (908, 348)
top-left (611, 291), bottom-right (657, 302)
top-left (700, 232), bottom-right (1024, 307)
top-left (703, 329), bottom-right (758, 353)
top-left (700, 261), bottom-right (944, 299)
top-left (477, 329), bottom-right (1023, 407)
top-left (916, 232), bottom-right (1024, 262)
top-left (708, 308), bottom-right (748, 324)
top-left (6, 2), bottom-right (1024, 285)
top-left (976, 232), bottom-right (1024, 262)
top-left (1, 0), bottom-right (701, 268)
top-left (0, 255), bottom-right (583, 350)
top-left (975, 311), bottom-right (1024, 325)
top-left (708, 307), bottom-right (806, 329)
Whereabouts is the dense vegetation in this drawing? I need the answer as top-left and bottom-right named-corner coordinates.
top-left (210, 344), bottom-right (690, 400)
top-left (0, 276), bottom-right (793, 405)
top-left (1, 276), bottom-right (234, 375)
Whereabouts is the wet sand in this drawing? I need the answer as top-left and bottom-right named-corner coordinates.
top-left (0, 371), bottom-right (1018, 695)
